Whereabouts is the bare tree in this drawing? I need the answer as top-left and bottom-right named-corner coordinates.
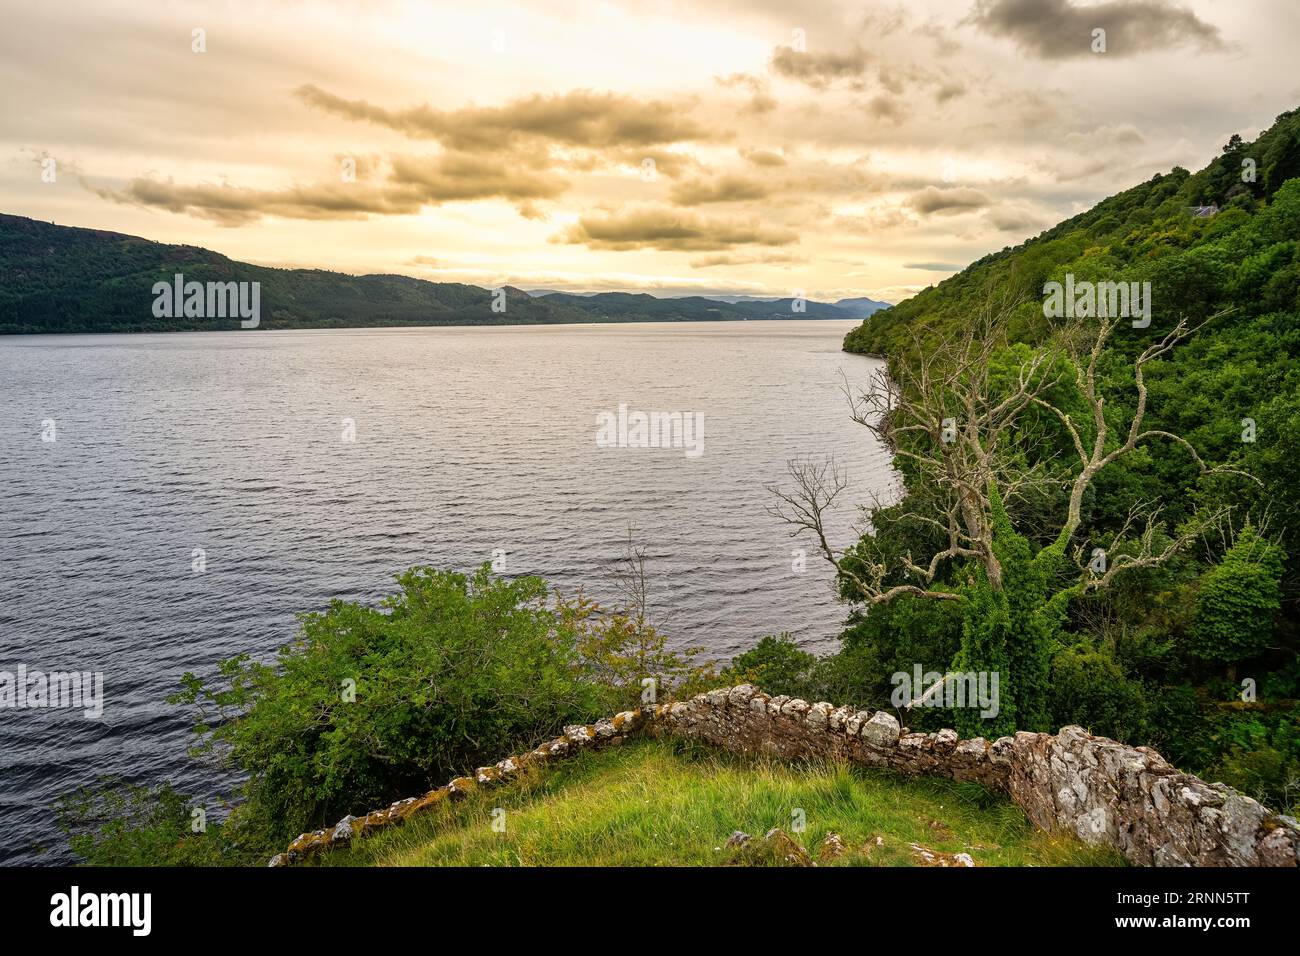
top-left (769, 296), bottom-right (1248, 610)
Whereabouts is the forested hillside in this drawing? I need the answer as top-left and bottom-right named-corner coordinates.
top-left (809, 107), bottom-right (1300, 809)
top-left (0, 215), bottom-right (852, 333)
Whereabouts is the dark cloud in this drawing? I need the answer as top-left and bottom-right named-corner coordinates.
top-left (689, 251), bottom-right (804, 268)
top-left (907, 186), bottom-right (993, 215)
top-left (769, 45), bottom-right (872, 90)
top-left (986, 206), bottom-right (1048, 231)
top-left (934, 81), bottom-right (967, 104)
top-left (388, 151), bottom-right (567, 202)
top-left (904, 261), bottom-right (963, 271)
top-left (970, 0), bottom-right (1226, 59)
top-left (669, 174), bottom-right (770, 205)
top-left (866, 95), bottom-right (905, 123)
top-left (553, 205), bottom-right (798, 252)
top-left (740, 149), bottom-right (787, 167)
top-left (86, 176), bottom-right (425, 226)
top-left (295, 84), bottom-right (714, 151)
top-left (88, 149), bottom-right (569, 225)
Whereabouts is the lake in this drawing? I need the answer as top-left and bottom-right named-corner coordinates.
top-left (0, 319), bottom-right (896, 863)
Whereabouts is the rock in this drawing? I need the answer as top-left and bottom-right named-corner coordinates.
top-left (805, 702), bottom-right (833, 728)
top-left (909, 842), bottom-right (975, 867)
top-left (330, 815), bottom-right (357, 844)
top-left (779, 698), bottom-right (810, 719)
top-left (761, 827), bottom-right (814, 866)
top-left (819, 832), bottom-right (847, 861)
top-left (829, 706), bottom-right (854, 732)
top-left (447, 777), bottom-right (476, 799)
top-left (728, 685), bottom-right (757, 706)
top-left (861, 711), bottom-right (901, 748)
top-left (705, 689), bottom-right (730, 707)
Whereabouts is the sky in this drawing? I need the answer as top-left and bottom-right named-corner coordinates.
top-left (3, 0), bottom-right (1298, 303)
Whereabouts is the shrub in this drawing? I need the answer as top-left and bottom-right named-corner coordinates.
top-left (57, 780), bottom-right (243, 866)
top-left (723, 634), bottom-right (817, 699)
top-left (1190, 527), bottom-right (1285, 665)
top-left (1048, 644), bottom-right (1150, 743)
top-left (171, 565), bottom-right (699, 843)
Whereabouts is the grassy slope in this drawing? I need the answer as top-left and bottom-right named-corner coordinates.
top-left (316, 737), bottom-right (1122, 867)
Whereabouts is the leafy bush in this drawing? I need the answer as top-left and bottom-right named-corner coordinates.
top-left (723, 634), bottom-right (817, 699)
top-left (1190, 527), bottom-right (1285, 665)
top-left (1207, 713), bottom-right (1300, 814)
top-left (57, 780), bottom-right (244, 866)
top-left (1047, 644), bottom-right (1151, 743)
top-left (170, 564), bottom-right (703, 845)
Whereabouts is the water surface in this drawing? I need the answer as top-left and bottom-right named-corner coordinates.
top-left (0, 320), bottom-right (896, 863)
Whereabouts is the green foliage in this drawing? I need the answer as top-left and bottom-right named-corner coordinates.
top-left (1209, 716), bottom-right (1300, 815)
top-left (723, 633), bottom-right (818, 699)
top-left (57, 779), bottom-right (247, 866)
top-left (1048, 645), bottom-right (1151, 743)
top-left (951, 568), bottom-right (1014, 738)
top-left (1190, 527), bottom-right (1285, 664)
top-left (832, 105), bottom-right (1300, 793)
top-left (168, 564), bottom-right (704, 846)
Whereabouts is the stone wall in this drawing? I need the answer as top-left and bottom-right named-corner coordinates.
top-left (270, 684), bottom-right (1300, 867)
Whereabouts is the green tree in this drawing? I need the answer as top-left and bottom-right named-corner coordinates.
top-left (774, 306), bottom-right (1234, 738)
top-left (1190, 526), bottom-right (1285, 667)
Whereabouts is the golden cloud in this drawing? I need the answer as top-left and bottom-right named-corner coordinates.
top-left (907, 186), bottom-right (994, 215)
top-left (669, 174), bottom-right (770, 205)
top-left (295, 84), bottom-right (716, 152)
top-left (553, 205), bottom-right (798, 251)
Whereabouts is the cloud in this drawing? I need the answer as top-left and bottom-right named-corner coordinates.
top-left (89, 149), bottom-right (569, 225)
top-left (295, 84), bottom-right (714, 151)
top-left (689, 250), bottom-right (805, 268)
top-left (866, 95), bottom-right (905, 123)
top-left (904, 261), bottom-right (963, 271)
top-left (907, 186), bottom-right (994, 215)
top-left (86, 176), bottom-right (425, 226)
top-left (970, 0), bottom-right (1226, 59)
top-left (740, 148), bottom-right (787, 167)
top-left (986, 205), bottom-right (1048, 232)
top-left (934, 81), bottom-right (967, 104)
top-left (388, 151), bottom-right (567, 202)
top-left (553, 205), bottom-right (798, 252)
top-left (715, 72), bottom-right (778, 115)
top-left (669, 174), bottom-right (770, 205)
top-left (604, 147), bottom-right (701, 179)
top-left (769, 45), bottom-right (872, 90)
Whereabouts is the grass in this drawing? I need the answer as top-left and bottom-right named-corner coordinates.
top-left (314, 736), bottom-right (1125, 867)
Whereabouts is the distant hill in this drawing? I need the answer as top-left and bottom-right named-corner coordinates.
top-left (536, 290), bottom-right (854, 322)
top-left (831, 296), bottom-right (892, 319)
top-left (0, 215), bottom-right (869, 333)
top-left (531, 291), bottom-right (894, 317)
